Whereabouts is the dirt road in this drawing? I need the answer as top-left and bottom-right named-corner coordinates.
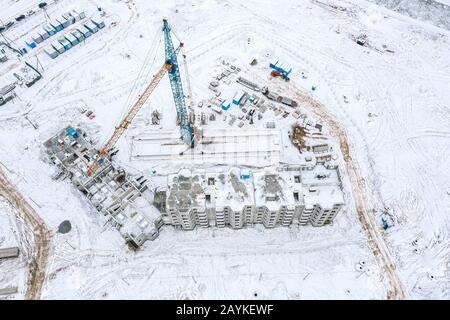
top-left (283, 82), bottom-right (407, 299)
top-left (0, 168), bottom-right (52, 300)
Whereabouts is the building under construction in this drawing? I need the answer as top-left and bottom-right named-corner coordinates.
top-left (162, 164), bottom-right (344, 230)
top-left (44, 126), bottom-right (163, 248)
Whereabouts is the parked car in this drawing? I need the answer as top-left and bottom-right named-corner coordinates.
top-left (38, 2), bottom-right (48, 9)
top-left (15, 15), bottom-right (26, 22)
top-left (5, 21), bottom-right (14, 29)
top-left (26, 10), bottom-right (36, 16)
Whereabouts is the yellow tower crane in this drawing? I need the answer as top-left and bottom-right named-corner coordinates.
top-left (86, 62), bottom-right (172, 177)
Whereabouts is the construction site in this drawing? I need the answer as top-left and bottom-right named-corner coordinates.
top-left (39, 16), bottom-right (346, 248)
top-left (1, 0), bottom-right (449, 300)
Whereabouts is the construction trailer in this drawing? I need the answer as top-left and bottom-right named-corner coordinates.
top-left (32, 33), bottom-right (44, 44)
top-left (91, 16), bottom-right (105, 29)
top-left (78, 26), bottom-right (92, 38)
top-left (269, 60), bottom-right (292, 81)
top-left (50, 19), bottom-right (64, 32)
top-left (63, 13), bottom-right (76, 24)
top-left (277, 96), bottom-right (298, 107)
top-left (232, 90), bottom-right (245, 105)
top-left (44, 127), bottom-right (163, 248)
top-left (44, 45), bottom-right (59, 59)
top-left (64, 33), bottom-right (78, 46)
top-left (43, 24), bottom-right (56, 36)
top-left (25, 39), bottom-right (36, 49)
top-left (71, 30), bottom-right (85, 42)
top-left (165, 165), bottom-right (344, 230)
top-left (84, 21), bottom-right (99, 34)
top-left (58, 38), bottom-right (72, 51)
top-left (57, 16), bottom-right (71, 28)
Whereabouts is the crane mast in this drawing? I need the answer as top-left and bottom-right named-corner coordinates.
top-left (162, 19), bottom-right (193, 147)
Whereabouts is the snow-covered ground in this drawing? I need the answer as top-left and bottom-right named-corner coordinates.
top-left (0, 0), bottom-right (448, 299)
top-left (0, 200), bottom-right (27, 299)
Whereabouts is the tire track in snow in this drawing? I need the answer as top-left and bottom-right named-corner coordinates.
top-left (0, 168), bottom-right (52, 300)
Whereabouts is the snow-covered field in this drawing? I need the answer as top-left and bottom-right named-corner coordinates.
top-left (0, 0), bottom-right (449, 299)
top-left (0, 200), bottom-right (27, 298)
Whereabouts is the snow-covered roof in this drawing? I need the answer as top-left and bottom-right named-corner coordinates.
top-left (209, 168), bottom-right (254, 211)
top-left (167, 168), bottom-right (254, 212)
top-left (167, 171), bottom-right (205, 211)
top-left (301, 164), bottom-right (344, 208)
top-left (253, 170), bottom-right (303, 211)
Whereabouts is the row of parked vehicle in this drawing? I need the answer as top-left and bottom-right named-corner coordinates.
top-left (0, 2), bottom-right (48, 33)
